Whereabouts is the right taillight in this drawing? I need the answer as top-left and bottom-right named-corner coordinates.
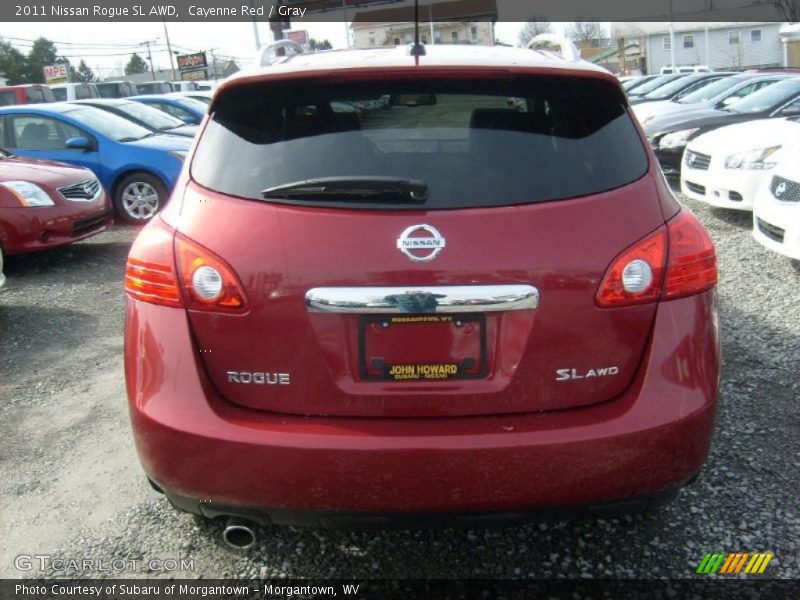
top-left (125, 217), bottom-right (247, 311)
top-left (597, 208), bottom-right (717, 308)
top-left (662, 208), bottom-right (717, 299)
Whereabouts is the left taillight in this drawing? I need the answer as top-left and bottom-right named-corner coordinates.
top-left (124, 217), bottom-right (182, 308)
top-left (125, 217), bottom-right (247, 311)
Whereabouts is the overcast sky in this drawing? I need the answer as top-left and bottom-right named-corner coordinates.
top-left (5, 20), bottom-right (537, 78)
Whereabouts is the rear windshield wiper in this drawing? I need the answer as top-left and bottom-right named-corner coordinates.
top-left (261, 176), bottom-right (428, 203)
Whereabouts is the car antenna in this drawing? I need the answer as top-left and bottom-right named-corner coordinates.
top-left (410, 0), bottom-right (426, 56)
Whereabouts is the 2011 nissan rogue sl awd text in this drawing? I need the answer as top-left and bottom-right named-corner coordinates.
top-left (124, 43), bottom-right (720, 539)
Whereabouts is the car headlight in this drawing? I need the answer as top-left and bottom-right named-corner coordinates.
top-left (0, 181), bottom-right (55, 206)
top-left (724, 146), bottom-right (781, 170)
top-left (657, 128), bottom-right (699, 150)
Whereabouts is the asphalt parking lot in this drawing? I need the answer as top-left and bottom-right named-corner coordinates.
top-left (1, 194), bottom-right (798, 580)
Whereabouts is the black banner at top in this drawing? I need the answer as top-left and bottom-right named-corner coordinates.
top-left (2, 0), bottom-right (796, 22)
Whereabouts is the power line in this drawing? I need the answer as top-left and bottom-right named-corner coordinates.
top-left (1, 35), bottom-right (145, 48)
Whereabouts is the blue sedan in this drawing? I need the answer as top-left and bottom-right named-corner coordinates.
top-left (129, 93), bottom-right (208, 125)
top-left (0, 103), bottom-right (190, 223)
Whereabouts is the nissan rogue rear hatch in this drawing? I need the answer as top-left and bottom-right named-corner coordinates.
top-left (181, 71), bottom-right (662, 417)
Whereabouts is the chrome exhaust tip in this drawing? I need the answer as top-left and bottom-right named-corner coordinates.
top-left (222, 517), bottom-right (257, 551)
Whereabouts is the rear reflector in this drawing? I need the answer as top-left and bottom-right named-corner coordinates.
top-left (124, 218), bottom-right (181, 308)
top-left (596, 208), bottom-right (717, 308)
top-left (663, 209), bottom-right (717, 299)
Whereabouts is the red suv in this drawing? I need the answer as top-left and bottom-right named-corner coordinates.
top-left (0, 84), bottom-right (56, 106)
top-left (124, 44), bottom-right (720, 543)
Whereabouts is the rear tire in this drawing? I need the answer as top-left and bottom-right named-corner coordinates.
top-left (113, 172), bottom-right (167, 225)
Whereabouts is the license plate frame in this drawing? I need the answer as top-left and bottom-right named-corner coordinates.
top-left (358, 314), bottom-right (487, 382)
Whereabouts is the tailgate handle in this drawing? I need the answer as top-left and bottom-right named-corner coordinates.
top-left (306, 285), bottom-right (539, 314)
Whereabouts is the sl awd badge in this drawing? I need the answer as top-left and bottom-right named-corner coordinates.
top-left (397, 224), bottom-right (446, 262)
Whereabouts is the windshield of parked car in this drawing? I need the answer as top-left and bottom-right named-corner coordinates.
top-left (115, 101), bottom-right (186, 130)
top-left (676, 76), bottom-right (744, 104)
top-left (629, 74), bottom-right (684, 96)
top-left (726, 79), bottom-right (800, 113)
top-left (96, 83), bottom-right (120, 98)
top-left (25, 87), bottom-right (55, 103)
top-left (645, 75), bottom-right (719, 100)
top-left (189, 95), bottom-right (212, 105)
top-left (65, 106), bottom-right (153, 141)
top-left (169, 95), bottom-right (208, 113)
top-left (192, 77), bottom-right (648, 210)
top-left (622, 78), bottom-right (645, 91)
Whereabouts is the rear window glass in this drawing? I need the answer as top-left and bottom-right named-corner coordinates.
top-left (0, 92), bottom-right (17, 106)
top-left (26, 87), bottom-right (54, 103)
top-left (96, 83), bottom-right (118, 98)
top-left (75, 85), bottom-right (95, 99)
top-left (192, 77), bottom-right (648, 210)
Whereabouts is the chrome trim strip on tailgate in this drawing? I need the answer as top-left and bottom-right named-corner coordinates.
top-left (306, 285), bottom-right (539, 314)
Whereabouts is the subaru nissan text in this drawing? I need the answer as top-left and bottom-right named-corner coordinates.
top-left (124, 44), bottom-right (720, 529)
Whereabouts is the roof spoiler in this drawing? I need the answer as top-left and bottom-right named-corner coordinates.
top-left (256, 40), bottom-right (304, 68)
top-left (526, 34), bottom-right (582, 62)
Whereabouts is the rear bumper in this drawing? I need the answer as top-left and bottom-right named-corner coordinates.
top-left (126, 291), bottom-right (720, 516)
top-left (160, 485), bottom-right (683, 529)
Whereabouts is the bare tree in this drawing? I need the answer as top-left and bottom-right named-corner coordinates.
top-left (518, 18), bottom-right (553, 47)
top-left (567, 21), bottom-right (607, 47)
top-left (772, 0), bottom-right (800, 21)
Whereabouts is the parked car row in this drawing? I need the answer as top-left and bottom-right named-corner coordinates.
top-left (0, 101), bottom-right (197, 223)
top-left (0, 79), bottom-right (218, 105)
top-left (0, 78), bottom-right (221, 288)
top-left (627, 71), bottom-right (800, 264)
top-left (0, 86), bottom-right (214, 227)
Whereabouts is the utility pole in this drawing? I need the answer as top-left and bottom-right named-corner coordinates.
top-left (248, 0), bottom-right (261, 49)
top-left (704, 0), bottom-right (712, 67)
top-left (140, 39), bottom-right (158, 81)
top-left (341, 0), bottom-right (350, 48)
top-left (428, 0), bottom-right (435, 44)
top-left (163, 20), bottom-right (177, 82)
top-left (208, 49), bottom-right (218, 81)
top-left (668, 0), bottom-right (676, 71)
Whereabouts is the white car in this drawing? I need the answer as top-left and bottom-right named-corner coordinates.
top-left (752, 150), bottom-right (800, 260)
top-left (681, 117), bottom-right (800, 210)
top-left (0, 244), bottom-right (5, 290)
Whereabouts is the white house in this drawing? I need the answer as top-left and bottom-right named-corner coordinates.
top-left (611, 22), bottom-right (784, 73)
top-left (351, 0), bottom-right (497, 49)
